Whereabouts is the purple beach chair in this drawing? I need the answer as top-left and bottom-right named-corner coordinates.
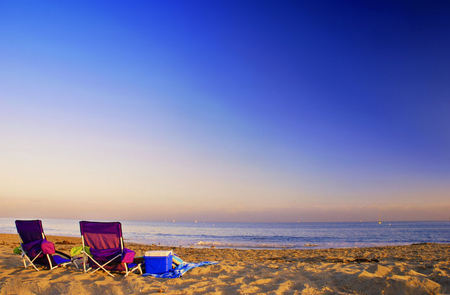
top-left (15, 220), bottom-right (72, 271)
top-left (79, 221), bottom-right (142, 277)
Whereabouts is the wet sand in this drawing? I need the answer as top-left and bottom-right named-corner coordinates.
top-left (0, 234), bottom-right (448, 294)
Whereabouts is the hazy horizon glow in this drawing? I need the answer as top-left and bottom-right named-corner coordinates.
top-left (1, 1), bottom-right (449, 222)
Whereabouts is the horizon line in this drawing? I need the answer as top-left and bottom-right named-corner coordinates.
top-left (2, 216), bottom-right (449, 224)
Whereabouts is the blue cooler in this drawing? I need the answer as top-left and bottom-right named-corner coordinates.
top-left (144, 251), bottom-right (173, 274)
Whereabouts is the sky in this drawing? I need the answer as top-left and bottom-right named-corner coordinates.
top-left (0, 1), bottom-right (449, 222)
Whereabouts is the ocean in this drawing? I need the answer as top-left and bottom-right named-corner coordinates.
top-left (1, 218), bottom-right (449, 249)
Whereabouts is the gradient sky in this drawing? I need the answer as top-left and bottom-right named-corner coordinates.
top-left (1, 1), bottom-right (449, 222)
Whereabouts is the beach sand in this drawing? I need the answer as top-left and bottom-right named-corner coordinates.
top-left (0, 234), bottom-right (448, 294)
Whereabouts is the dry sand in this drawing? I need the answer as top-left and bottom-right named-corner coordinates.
top-left (0, 234), bottom-right (448, 294)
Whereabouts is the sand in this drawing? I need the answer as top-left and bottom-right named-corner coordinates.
top-left (0, 234), bottom-right (448, 295)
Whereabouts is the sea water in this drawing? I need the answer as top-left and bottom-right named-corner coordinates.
top-left (1, 218), bottom-right (448, 249)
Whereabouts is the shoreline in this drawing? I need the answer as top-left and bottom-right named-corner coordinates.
top-left (1, 219), bottom-right (448, 251)
top-left (2, 231), bottom-right (447, 251)
top-left (0, 234), bottom-right (448, 294)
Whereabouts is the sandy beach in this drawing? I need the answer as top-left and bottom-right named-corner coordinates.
top-left (0, 234), bottom-right (448, 294)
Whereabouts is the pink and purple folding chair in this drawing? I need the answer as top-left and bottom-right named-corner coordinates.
top-left (15, 220), bottom-right (72, 271)
top-left (79, 221), bottom-right (142, 277)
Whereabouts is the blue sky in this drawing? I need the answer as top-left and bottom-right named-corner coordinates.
top-left (1, 1), bottom-right (449, 221)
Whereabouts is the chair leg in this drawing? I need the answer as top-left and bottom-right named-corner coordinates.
top-left (124, 263), bottom-right (142, 277)
top-left (83, 252), bottom-right (119, 277)
top-left (47, 254), bottom-right (58, 270)
top-left (82, 252), bottom-right (87, 273)
top-left (134, 263), bottom-right (142, 275)
top-left (23, 257), bottom-right (39, 271)
top-left (124, 265), bottom-right (130, 278)
top-left (22, 252), bottom-right (41, 271)
top-left (71, 257), bottom-right (81, 269)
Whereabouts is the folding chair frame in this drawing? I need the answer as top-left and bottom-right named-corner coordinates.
top-left (21, 248), bottom-right (42, 271)
top-left (81, 235), bottom-right (142, 277)
top-left (18, 232), bottom-right (72, 271)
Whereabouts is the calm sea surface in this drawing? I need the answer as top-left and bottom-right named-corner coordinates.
top-left (1, 218), bottom-right (449, 249)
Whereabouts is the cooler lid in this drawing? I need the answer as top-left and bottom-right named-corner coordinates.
top-left (145, 250), bottom-right (173, 257)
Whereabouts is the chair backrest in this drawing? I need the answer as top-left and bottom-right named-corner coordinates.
top-left (15, 220), bottom-right (44, 244)
top-left (79, 221), bottom-right (123, 250)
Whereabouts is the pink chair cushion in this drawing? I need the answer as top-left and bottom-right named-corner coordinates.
top-left (41, 240), bottom-right (55, 254)
top-left (121, 248), bottom-right (135, 263)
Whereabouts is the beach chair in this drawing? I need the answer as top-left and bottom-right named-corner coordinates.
top-left (79, 221), bottom-right (142, 277)
top-left (15, 220), bottom-right (72, 271)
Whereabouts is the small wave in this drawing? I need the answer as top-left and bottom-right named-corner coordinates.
top-left (194, 240), bottom-right (296, 249)
top-left (303, 243), bottom-right (318, 247)
top-left (154, 232), bottom-right (333, 242)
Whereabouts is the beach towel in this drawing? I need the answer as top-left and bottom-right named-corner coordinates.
top-left (142, 261), bottom-right (217, 278)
